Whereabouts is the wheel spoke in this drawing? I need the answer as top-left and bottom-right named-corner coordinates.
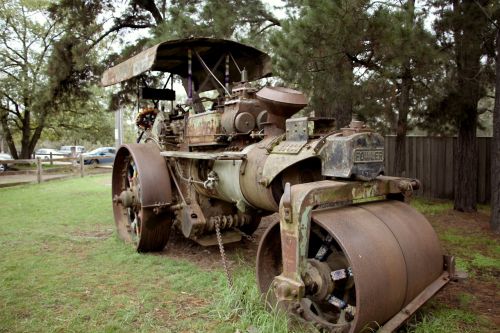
top-left (326, 294), bottom-right (356, 317)
top-left (331, 267), bottom-right (353, 281)
top-left (314, 234), bottom-right (334, 261)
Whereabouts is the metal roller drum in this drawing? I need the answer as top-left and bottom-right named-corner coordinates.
top-left (257, 200), bottom-right (444, 332)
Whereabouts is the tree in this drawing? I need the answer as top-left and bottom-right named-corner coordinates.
top-left (270, 0), bottom-right (374, 127)
top-left (94, 0), bottom-right (281, 112)
top-left (429, 0), bottom-right (496, 212)
top-left (491, 22), bottom-right (500, 233)
top-left (356, 1), bottom-right (441, 176)
top-left (0, 0), bottom-right (62, 158)
top-left (0, 0), bottom-right (115, 158)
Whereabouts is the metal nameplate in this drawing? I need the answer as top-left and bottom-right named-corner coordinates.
top-left (273, 141), bottom-right (307, 154)
top-left (353, 149), bottom-right (384, 163)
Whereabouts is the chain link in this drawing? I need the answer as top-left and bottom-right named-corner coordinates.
top-left (238, 229), bottom-right (256, 243)
top-left (214, 217), bottom-right (233, 288)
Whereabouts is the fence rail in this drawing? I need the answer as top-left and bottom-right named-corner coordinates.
top-left (0, 155), bottom-right (112, 188)
top-left (384, 136), bottom-right (491, 203)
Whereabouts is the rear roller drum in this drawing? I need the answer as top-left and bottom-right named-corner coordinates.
top-left (112, 144), bottom-right (173, 252)
top-left (256, 201), bottom-right (443, 332)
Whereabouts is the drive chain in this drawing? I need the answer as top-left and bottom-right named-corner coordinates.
top-left (214, 217), bottom-right (233, 288)
top-left (238, 230), bottom-right (256, 243)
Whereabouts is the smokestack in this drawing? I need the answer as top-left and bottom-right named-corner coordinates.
top-left (256, 87), bottom-right (307, 136)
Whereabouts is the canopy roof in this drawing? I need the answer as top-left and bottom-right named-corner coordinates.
top-left (101, 37), bottom-right (272, 92)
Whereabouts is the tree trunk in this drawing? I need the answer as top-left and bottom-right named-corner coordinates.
top-left (332, 59), bottom-right (353, 129)
top-left (394, 63), bottom-right (412, 176)
top-left (20, 108), bottom-right (32, 159)
top-left (491, 28), bottom-right (500, 233)
top-left (452, 0), bottom-right (483, 212)
top-left (0, 115), bottom-right (18, 158)
top-left (393, 0), bottom-right (414, 177)
top-left (454, 113), bottom-right (478, 212)
top-left (314, 58), bottom-right (353, 128)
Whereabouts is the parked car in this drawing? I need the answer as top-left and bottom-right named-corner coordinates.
top-left (0, 152), bottom-right (13, 172)
top-left (82, 147), bottom-right (116, 165)
top-left (35, 148), bottom-right (63, 160)
top-left (59, 145), bottom-right (85, 157)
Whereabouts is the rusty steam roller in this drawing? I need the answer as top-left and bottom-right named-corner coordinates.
top-left (102, 38), bottom-right (458, 332)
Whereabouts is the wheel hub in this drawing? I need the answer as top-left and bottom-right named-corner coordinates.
top-left (113, 188), bottom-right (139, 208)
top-left (303, 259), bottom-right (335, 302)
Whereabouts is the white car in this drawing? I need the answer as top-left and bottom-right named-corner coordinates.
top-left (59, 145), bottom-right (86, 157)
top-left (35, 148), bottom-right (63, 160)
top-left (0, 152), bottom-right (12, 172)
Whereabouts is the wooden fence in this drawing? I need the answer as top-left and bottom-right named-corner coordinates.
top-left (384, 136), bottom-right (491, 203)
top-left (0, 155), bottom-right (111, 188)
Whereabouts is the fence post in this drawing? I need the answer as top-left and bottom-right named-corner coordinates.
top-left (80, 154), bottom-right (84, 177)
top-left (36, 157), bottom-right (42, 183)
top-left (49, 152), bottom-right (53, 166)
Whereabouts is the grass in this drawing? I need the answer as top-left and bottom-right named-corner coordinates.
top-left (0, 175), bottom-right (294, 333)
top-left (404, 307), bottom-right (483, 333)
top-left (410, 197), bottom-right (453, 215)
top-left (408, 197), bottom-right (499, 333)
top-left (0, 176), bottom-right (497, 332)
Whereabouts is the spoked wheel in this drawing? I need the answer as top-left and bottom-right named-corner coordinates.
top-left (256, 201), bottom-right (444, 333)
top-left (112, 144), bottom-right (173, 252)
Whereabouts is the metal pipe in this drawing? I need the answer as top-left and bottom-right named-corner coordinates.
top-left (188, 49), bottom-right (192, 100)
top-left (225, 54), bottom-right (230, 95)
top-left (194, 50), bottom-right (231, 96)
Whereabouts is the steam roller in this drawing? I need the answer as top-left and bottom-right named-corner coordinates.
top-left (103, 38), bottom-right (456, 332)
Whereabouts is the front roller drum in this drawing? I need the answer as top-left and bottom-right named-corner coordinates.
top-left (257, 200), bottom-right (444, 332)
top-left (112, 144), bottom-right (173, 252)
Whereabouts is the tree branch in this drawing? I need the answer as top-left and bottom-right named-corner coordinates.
top-left (254, 22), bottom-right (279, 36)
top-left (133, 0), bottom-right (163, 25)
top-left (89, 22), bottom-right (154, 49)
top-left (472, 0), bottom-right (499, 30)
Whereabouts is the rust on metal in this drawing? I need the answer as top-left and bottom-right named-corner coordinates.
top-left (112, 143), bottom-right (173, 252)
top-left (103, 37), bottom-right (453, 332)
top-left (379, 271), bottom-right (451, 332)
top-left (185, 110), bottom-right (224, 145)
top-left (101, 38), bottom-right (272, 89)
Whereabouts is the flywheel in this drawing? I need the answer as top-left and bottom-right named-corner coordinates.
top-left (256, 200), bottom-right (443, 332)
top-left (112, 143), bottom-right (173, 252)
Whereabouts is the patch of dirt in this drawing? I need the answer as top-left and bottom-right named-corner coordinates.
top-left (427, 209), bottom-right (496, 236)
top-left (161, 215), bottom-right (277, 270)
top-left (71, 228), bottom-right (114, 240)
top-left (427, 209), bottom-right (500, 329)
top-left (434, 279), bottom-right (499, 327)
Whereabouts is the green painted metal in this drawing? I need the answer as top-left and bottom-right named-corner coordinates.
top-left (273, 176), bottom-right (419, 304)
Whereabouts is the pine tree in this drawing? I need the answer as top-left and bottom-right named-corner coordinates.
top-left (430, 0), bottom-right (497, 212)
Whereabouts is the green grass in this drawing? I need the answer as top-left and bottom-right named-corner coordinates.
top-left (0, 175), bottom-right (294, 333)
top-left (1, 178), bottom-right (497, 332)
top-left (411, 197), bottom-right (453, 215)
top-left (408, 197), bottom-right (499, 333)
top-left (404, 306), bottom-right (485, 333)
